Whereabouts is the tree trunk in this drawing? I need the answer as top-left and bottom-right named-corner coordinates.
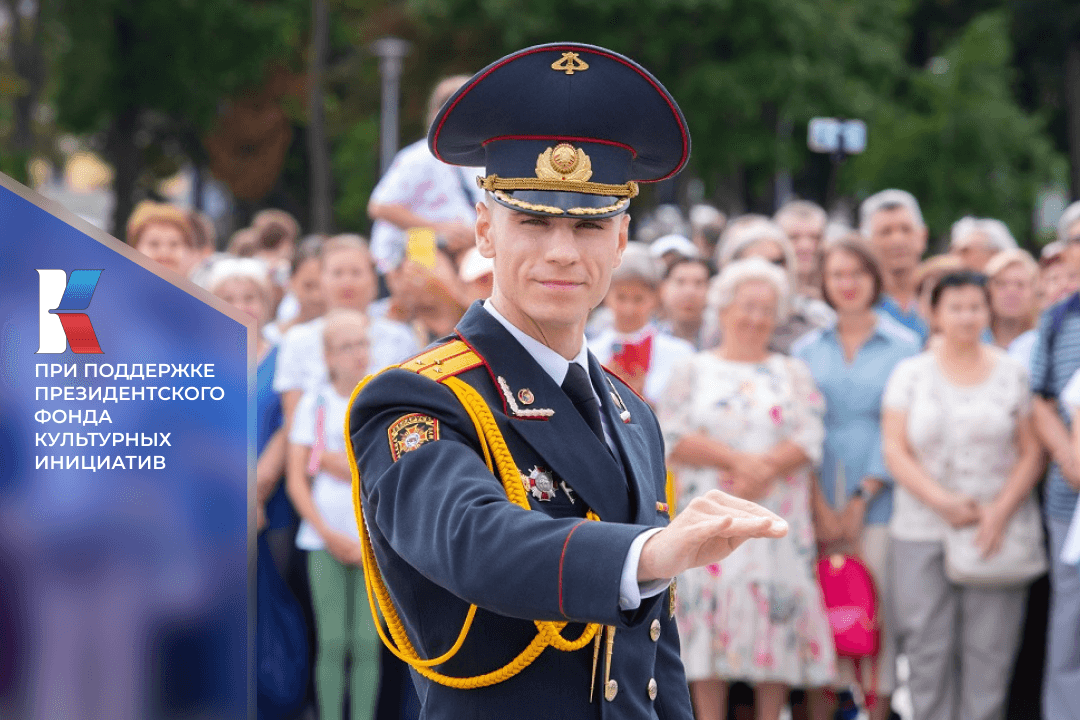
top-left (106, 107), bottom-right (141, 242)
top-left (3, 0), bottom-right (45, 182)
top-left (1066, 40), bottom-right (1080, 201)
top-left (307, 0), bottom-right (333, 233)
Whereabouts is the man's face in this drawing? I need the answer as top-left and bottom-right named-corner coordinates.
top-left (953, 232), bottom-right (997, 272)
top-left (1063, 219), bottom-right (1080, 275)
top-left (476, 201), bottom-right (629, 334)
top-left (779, 215), bottom-right (824, 278)
top-left (660, 262), bottom-right (709, 326)
top-left (867, 206), bottom-right (927, 275)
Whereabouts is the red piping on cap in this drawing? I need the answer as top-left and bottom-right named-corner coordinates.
top-left (481, 135), bottom-right (638, 158)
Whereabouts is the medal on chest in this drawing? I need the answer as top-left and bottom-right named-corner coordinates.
top-left (522, 465), bottom-right (558, 501)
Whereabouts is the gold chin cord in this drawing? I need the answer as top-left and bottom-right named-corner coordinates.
top-left (346, 372), bottom-right (602, 689)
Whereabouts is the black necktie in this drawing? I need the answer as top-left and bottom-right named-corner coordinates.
top-left (562, 362), bottom-right (605, 444)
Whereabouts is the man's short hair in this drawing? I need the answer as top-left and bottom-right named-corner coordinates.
top-left (774, 199), bottom-right (827, 229)
top-left (859, 189), bottom-right (925, 237)
top-left (950, 216), bottom-right (1017, 252)
top-left (1058, 200), bottom-right (1080, 243)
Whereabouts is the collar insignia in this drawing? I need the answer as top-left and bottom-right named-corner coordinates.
top-left (498, 376), bottom-right (554, 418)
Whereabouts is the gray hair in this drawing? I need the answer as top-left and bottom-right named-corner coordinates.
top-left (611, 242), bottom-right (662, 288)
top-left (716, 216), bottom-right (797, 269)
top-left (774, 199), bottom-right (828, 230)
top-left (1058, 200), bottom-right (1080, 243)
top-left (706, 256), bottom-right (790, 323)
top-left (949, 216), bottom-right (1018, 251)
top-left (204, 257), bottom-right (272, 296)
top-left (859, 189), bottom-right (925, 237)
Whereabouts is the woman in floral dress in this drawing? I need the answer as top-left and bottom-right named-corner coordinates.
top-left (658, 257), bottom-right (837, 720)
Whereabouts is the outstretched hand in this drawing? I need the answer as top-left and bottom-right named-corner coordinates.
top-left (637, 490), bottom-right (788, 582)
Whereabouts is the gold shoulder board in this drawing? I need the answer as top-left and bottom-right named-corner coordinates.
top-left (398, 340), bottom-right (483, 382)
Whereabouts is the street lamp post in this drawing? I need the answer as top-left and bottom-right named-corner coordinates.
top-left (371, 37), bottom-right (411, 177)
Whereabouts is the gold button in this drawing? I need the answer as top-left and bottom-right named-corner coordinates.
top-left (649, 619), bottom-right (661, 642)
top-left (648, 678), bottom-right (658, 700)
top-left (604, 679), bottom-right (618, 702)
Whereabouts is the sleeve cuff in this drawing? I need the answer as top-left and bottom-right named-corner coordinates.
top-left (618, 528), bottom-right (670, 610)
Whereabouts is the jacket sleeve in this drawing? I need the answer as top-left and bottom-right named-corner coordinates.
top-left (349, 368), bottom-right (650, 627)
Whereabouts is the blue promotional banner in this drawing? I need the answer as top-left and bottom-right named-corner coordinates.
top-left (0, 173), bottom-right (252, 719)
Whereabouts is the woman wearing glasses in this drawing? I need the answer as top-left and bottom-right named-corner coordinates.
top-left (707, 216), bottom-right (834, 353)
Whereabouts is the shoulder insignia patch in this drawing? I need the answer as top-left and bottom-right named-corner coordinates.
top-left (398, 339), bottom-right (482, 382)
top-left (388, 413), bottom-right (440, 461)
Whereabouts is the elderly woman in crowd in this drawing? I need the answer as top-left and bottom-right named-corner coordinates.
top-left (792, 238), bottom-right (920, 720)
top-left (712, 216), bottom-right (834, 352)
top-left (659, 257), bottom-right (836, 720)
top-left (984, 249), bottom-right (1040, 372)
top-left (949, 217), bottom-right (1018, 272)
top-left (882, 271), bottom-right (1044, 720)
top-left (126, 200), bottom-right (200, 278)
top-left (206, 259), bottom-right (291, 542)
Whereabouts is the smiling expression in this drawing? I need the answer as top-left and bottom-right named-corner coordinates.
top-left (476, 201), bottom-right (629, 348)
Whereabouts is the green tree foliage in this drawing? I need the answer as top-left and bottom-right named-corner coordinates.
top-left (47, 0), bottom-right (305, 236)
top-left (843, 11), bottom-right (1062, 247)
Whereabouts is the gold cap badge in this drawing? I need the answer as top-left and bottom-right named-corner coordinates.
top-left (551, 51), bottom-right (589, 75)
top-left (536, 144), bottom-right (593, 182)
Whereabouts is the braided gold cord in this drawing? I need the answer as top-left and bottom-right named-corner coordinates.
top-left (347, 371), bottom-right (602, 689)
top-left (478, 174), bottom-right (639, 198)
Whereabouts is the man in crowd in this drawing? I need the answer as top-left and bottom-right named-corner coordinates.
top-left (367, 75), bottom-right (484, 274)
top-left (860, 189), bottom-right (930, 344)
top-left (774, 199), bottom-right (828, 300)
top-left (1030, 199), bottom-right (1080, 720)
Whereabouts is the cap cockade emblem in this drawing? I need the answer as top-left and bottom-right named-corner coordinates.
top-left (551, 51), bottom-right (589, 75)
top-left (536, 144), bottom-right (593, 183)
top-left (522, 466), bottom-right (558, 501)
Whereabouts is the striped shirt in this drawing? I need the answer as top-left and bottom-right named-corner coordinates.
top-left (1030, 292), bottom-right (1080, 521)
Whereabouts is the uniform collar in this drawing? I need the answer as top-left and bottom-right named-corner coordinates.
top-left (482, 299), bottom-right (591, 387)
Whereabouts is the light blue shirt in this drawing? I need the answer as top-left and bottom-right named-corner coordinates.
top-left (482, 301), bottom-right (666, 607)
top-left (877, 295), bottom-right (929, 346)
top-left (792, 315), bottom-right (921, 525)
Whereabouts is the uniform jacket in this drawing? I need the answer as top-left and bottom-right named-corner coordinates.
top-left (348, 302), bottom-right (693, 720)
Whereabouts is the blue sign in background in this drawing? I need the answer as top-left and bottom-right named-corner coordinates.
top-left (0, 177), bottom-right (252, 719)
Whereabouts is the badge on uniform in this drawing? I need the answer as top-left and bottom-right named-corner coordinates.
top-left (522, 466), bottom-right (558, 501)
top-left (388, 413), bottom-right (440, 462)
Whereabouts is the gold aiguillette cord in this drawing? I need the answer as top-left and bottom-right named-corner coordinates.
top-left (589, 630), bottom-right (602, 701)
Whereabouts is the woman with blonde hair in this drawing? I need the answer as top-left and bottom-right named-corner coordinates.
top-left (984, 249), bottom-right (1040, 372)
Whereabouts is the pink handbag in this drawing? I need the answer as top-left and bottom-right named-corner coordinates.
top-left (817, 554), bottom-right (881, 705)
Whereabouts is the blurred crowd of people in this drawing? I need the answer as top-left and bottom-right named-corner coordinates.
top-left (121, 76), bottom-right (1080, 720)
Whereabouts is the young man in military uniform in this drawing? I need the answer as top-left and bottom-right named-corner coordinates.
top-left (347, 43), bottom-right (788, 719)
